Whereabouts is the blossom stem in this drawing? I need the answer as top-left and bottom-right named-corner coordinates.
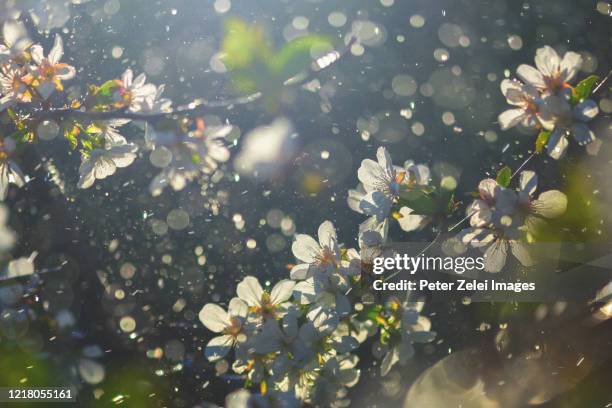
top-left (31, 92), bottom-right (263, 121)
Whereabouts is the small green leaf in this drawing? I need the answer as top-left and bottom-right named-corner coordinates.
top-left (496, 166), bottom-right (512, 188)
top-left (535, 130), bottom-right (551, 154)
top-left (64, 124), bottom-right (81, 150)
top-left (398, 187), bottom-right (437, 215)
top-left (570, 75), bottom-right (600, 104)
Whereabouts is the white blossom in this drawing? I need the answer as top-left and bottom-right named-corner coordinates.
top-left (199, 298), bottom-right (249, 362)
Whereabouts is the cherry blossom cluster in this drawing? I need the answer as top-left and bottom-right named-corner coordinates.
top-left (0, 20), bottom-right (232, 199)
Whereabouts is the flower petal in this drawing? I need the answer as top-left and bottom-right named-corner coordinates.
top-left (236, 276), bottom-right (263, 307)
top-left (317, 220), bottom-right (337, 249)
top-left (546, 129), bottom-right (568, 160)
top-left (291, 234), bottom-right (321, 263)
top-left (228, 297), bottom-right (248, 319)
top-left (498, 108), bottom-right (527, 130)
top-left (397, 206), bottom-right (427, 232)
top-left (573, 99), bottom-right (599, 122)
top-left (199, 303), bottom-right (230, 332)
top-left (534, 46), bottom-right (560, 77)
top-left (559, 51), bottom-right (582, 83)
top-left (571, 123), bottom-right (596, 146)
top-left (205, 334), bottom-right (234, 362)
top-left (509, 240), bottom-right (534, 267)
top-left (49, 34), bottom-right (63, 65)
top-left (483, 239), bottom-right (508, 273)
top-left (270, 279), bottom-right (296, 305)
top-left (532, 190), bottom-right (567, 218)
top-left (376, 146), bottom-right (394, 176)
top-left (517, 64), bottom-right (546, 89)
top-left (519, 170), bottom-right (537, 196)
top-left (289, 263), bottom-right (311, 280)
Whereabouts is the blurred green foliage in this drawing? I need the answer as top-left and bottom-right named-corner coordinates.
top-left (221, 18), bottom-right (332, 110)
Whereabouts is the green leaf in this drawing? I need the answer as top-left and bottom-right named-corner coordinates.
top-left (268, 35), bottom-right (332, 78)
top-left (221, 18), bottom-right (270, 70)
top-left (398, 187), bottom-right (437, 216)
top-left (535, 130), bottom-right (551, 154)
top-left (496, 166), bottom-right (512, 188)
top-left (64, 124), bottom-right (81, 150)
top-left (570, 75), bottom-right (600, 104)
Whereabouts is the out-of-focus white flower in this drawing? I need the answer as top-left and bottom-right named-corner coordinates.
top-left (309, 354), bottom-right (360, 407)
top-left (116, 69), bottom-right (172, 113)
top-left (29, 35), bottom-right (75, 99)
top-left (459, 226), bottom-right (532, 273)
top-left (146, 123), bottom-right (231, 196)
top-left (542, 97), bottom-right (599, 159)
top-left (497, 79), bottom-right (542, 130)
top-left (0, 67), bottom-right (34, 111)
top-left (77, 142), bottom-right (138, 189)
top-left (4, 252), bottom-right (36, 280)
top-left (225, 388), bottom-right (299, 408)
top-left (290, 220), bottom-right (342, 280)
top-left (516, 170), bottom-right (567, 231)
top-left (0, 204), bottom-right (15, 252)
top-left (233, 117), bottom-right (296, 180)
top-left (199, 297), bottom-right (249, 362)
top-left (467, 178), bottom-right (518, 230)
top-left (0, 137), bottom-right (25, 200)
top-left (346, 228), bottom-right (390, 276)
top-left (0, 20), bottom-right (32, 65)
top-left (236, 275), bottom-right (295, 321)
top-left (517, 46), bottom-right (582, 94)
top-left (377, 300), bottom-right (435, 376)
top-left (293, 272), bottom-right (352, 317)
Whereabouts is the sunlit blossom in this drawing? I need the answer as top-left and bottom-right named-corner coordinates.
top-left (77, 142), bottom-right (138, 189)
top-left (199, 298), bottom-right (249, 362)
top-left (0, 137), bottom-right (25, 200)
top-left (517, 46), bottom-right (582, 94)
top-left (236, 275), bottom-right (295, 321)
top-left (29, 35), bottom-right (76, 99)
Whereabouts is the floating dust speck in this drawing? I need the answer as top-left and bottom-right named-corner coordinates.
top-left (119, 316), bottom-right (136, 332)
top-left (596, 1), bottom-right (611, 15)
top-left (438, 23), bottom-right (464, 47)
top-left (266, 234), bottom-right (286, 253)
top-left (442, 111), bottom-right (455, 126)
top-left (103, 0), bottom-right (120, 15)
top-left (292, 16), bottom-right (309, 30)
top-left (111, 46), bottom-right (123, 59)
top-left (391, 74), bottom-right (417, 96)
top-left (409, 15), bottom-right (425, 28)
top-left (214, 0), bottom-right (231, 14)
top-left (266, 209), bottom-right (284, 229)
top-left (411, 122), bottom-right (425, 136)
top-left (150, 147), bottom-right (173, 168)
top-left (507, 34), bottom-right (523, 50)
top-left (167, 209), bottom-right (190, 230)
top-left (79, 358), bottom-right (105, 385)
top-left (440, 176), bottom-right (457, 190)
top-left (433, 48), bottom-right (449, 62)
top-left (328, 11), bottom-right (347, 28)
top-left (484, 130), bottom-right (498, 143)
top-left (119, 262), bottom-right (136, 279)
top-left (149, 218), bottom-right (168, 235)
top-left (246, 239), bottom-right (256, 249)
top-left (37, 120), bottom-right (60, 141)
